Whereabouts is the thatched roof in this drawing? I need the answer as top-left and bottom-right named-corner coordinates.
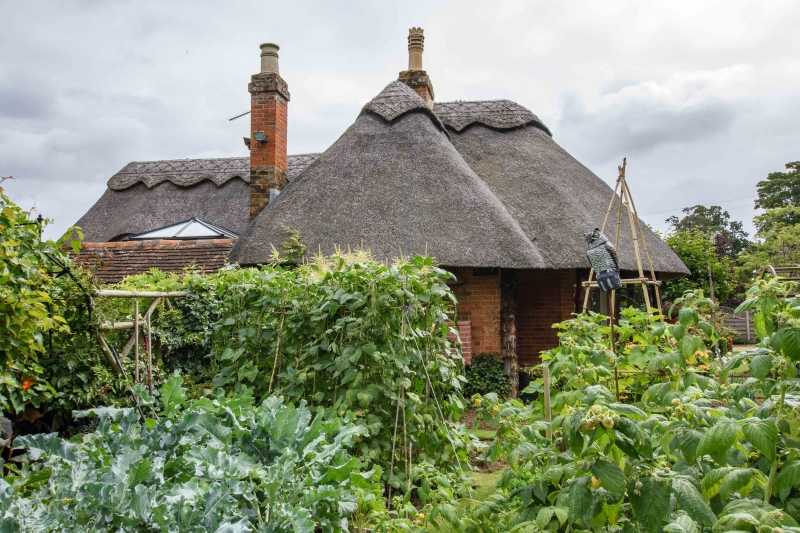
top-left (230, 82), bottom-right (545, 267)
top-left (230, 81), bottom-right (688, 276)
top-left (76, 154), bottom-right (319, 242)
top-left (433, 100), bottom-right (551, 135)
top-left (447, 124), bottom-right (688, 275)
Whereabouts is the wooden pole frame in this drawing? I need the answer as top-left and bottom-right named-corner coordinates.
top-left (582, 158), bottom-right (662, 317)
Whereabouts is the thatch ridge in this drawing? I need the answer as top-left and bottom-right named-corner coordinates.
top-left (362, 81), bottom-right (448, 134)
top-left (107, 153), bottom-right (320, 191)
top-left (434, 100), bottom-right (552, 135)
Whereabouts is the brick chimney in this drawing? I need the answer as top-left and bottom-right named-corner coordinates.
top-left (398, 28), bottom-right (434, 103)
top-left (248, 43), bottom-right (290, 221)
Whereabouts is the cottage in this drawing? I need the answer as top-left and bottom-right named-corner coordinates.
top-left (74, 29), bottom-right (688, 381)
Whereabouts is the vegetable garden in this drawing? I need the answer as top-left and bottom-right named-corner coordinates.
top-left (3, 186), bottom-right (800, 532)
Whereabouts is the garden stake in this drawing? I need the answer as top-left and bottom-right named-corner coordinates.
top-left (134, 299), bottom-right (139, 383)
top-left (543, 366), bottom-right (552, 440)
top-left (388, 384), bottom-right (403, 510)
top-left (610, 289), bottom-right (620, 402)
top-left (147, 308), bottom-right (153, 395)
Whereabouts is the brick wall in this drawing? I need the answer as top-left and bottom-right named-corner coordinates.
top-left (517, 269), bottom-right (577, 366)
top-left (446, 320), bottom-right (473, 365)
top-left (249, 72), bottom-right (290, 220)
top-left (448, 268), bottom-right (501, 355)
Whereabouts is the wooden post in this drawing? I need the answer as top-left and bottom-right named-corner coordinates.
top-left (746, 310), bottom-right (752, 342)
top-left (543, 365), bottom-right (552, 440)
top-left (146, 306), bottom-right (153, 395)
top-left (134, 300), bottom-right (139, 383)
top-left (501, 268), bottom-right (518, 398)
top-left (610, 290), bottom-right (620, 402)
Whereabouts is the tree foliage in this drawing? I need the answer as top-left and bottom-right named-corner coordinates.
top-left (661, 228), bottom-right (734, 303)
top-left (755, 161), bottom-right (800, 213)
top-left (667, 205), bottom-right (749, 257)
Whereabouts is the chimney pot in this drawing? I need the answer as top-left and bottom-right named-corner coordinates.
top-left (260, 43), bottom-right (280, 74)
top-left (408, 28), bottom-right (424, 70)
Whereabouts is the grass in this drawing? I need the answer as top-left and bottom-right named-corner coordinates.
top-left (471, 428), bottom-right (497, 441)
top-left (429, 469), bottom-right (505, 532)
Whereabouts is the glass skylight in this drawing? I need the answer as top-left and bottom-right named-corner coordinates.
top-left (130, 218), bottom-right (239, 240)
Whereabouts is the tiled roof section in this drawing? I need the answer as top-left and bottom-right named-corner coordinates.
top-left (287, 153), bottom-right (321, 181)
top-left (362, 81), bottom-right (447, 132)
top-left (107, 154), bottom-right (321, 191)
top-left (433, 100), bottom-right (552, 135)
top-left (71, 239), bottom-right (236, 283)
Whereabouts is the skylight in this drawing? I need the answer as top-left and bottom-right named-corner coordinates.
top-left (129, 218), bottom-right (239, 240)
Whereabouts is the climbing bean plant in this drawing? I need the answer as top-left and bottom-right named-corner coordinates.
top-left (208, 254), bottom-right (473, 494)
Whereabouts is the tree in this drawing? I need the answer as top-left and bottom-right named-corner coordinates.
top-left (755, 161), bottom-right (800, 211)
top-left (661, 228), bottom-right (734, 303)
top-left (666, 205), bottom-right (749, 257)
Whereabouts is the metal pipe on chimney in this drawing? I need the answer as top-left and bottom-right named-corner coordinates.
top-left (260, 43), bottom-right (280, 74)
top-left (408, 28), bottom-right (424, 71)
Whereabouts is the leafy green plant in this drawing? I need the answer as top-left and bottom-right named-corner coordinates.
top-left (0, 185), bottom-right (75, 415)
top-left (1, 377), bottom-right (393, 532)
top-left (464, 353), bottom-right (511, 399)
top-left (459, 281), bottom-right (800, 533)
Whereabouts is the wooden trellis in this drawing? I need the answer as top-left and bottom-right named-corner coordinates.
top-left (95, 290), bottom-right (187, 395)
top-left (581, 158), bottom-right (662, 316)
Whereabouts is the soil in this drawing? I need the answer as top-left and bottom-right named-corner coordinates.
top-left (461, 409), bottom-right (496, 431)
top-left (472, 456), bottom-right (507, 473)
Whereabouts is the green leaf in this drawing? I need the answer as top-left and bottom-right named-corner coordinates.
top-left (754, 313), bottom-right (768, 339)
top-left (672, 477), bottom-right (716, 527)
top-left (629, 476), bottom-right (670, 533)
top-left (591, 459), bottom-right (626, 495)
top-left (675, 429), bottom-right (703, 464)
top-left (673, 323), bottom-right (685, 341)
top-left (782, 327), bottom-right (800, 361)
top-left (719, 468), bottom-right (754, 499)
top-left (159, 375), bottom-right (187, 417)
top-left (698, 320), bottom-right (714, 338)
top-left (664, 514), bottom-right (698, 533)
top-left (742, 418), bottom-right (778, 463)
top-left (696, 418), bottom-right (739, 464)
top-left (749, 353), bottom-right (773, 380)
top-left (774, 459), bottom-right (800, 492)
top-left (679, 307), bottom-right (695, 326)
top-left (608, 403), bottom-right (647, 420)
top-left (129, 459), bottom-right (153, 487)
top-left (568, 476), bottom-right (592, 523)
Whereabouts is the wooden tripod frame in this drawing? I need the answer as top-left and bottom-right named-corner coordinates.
top-left (581, 158), bottom-right (663, 316)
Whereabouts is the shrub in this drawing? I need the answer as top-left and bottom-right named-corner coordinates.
top-left (464, 353), bottom-right (510, 399)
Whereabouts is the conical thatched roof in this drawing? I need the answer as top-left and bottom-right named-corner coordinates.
top-left (230, 81), bottom-right (688, 276)
top-left (230, 82), bottom-right (546, 268)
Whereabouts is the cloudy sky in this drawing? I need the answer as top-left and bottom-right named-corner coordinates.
top-left (1, 0), bottom-right (798, 240)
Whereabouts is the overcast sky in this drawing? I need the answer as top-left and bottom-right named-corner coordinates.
top-left (1, 0), bottom-right (798, 240)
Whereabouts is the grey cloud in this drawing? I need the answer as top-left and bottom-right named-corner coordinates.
top-left (555, 91), bottom-right (739, 164)
top-left (0, 78), bottom-right (56, 119)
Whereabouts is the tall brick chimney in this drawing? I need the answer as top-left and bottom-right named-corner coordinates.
top-left (249, 43), bottom-right (290, 221)
top-left (398, 28), bottom-right (434, 103)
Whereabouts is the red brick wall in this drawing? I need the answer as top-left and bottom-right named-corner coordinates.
top-left (446, 320), bottom-right (473, 365)
top-left (517, 269), bottom-right (577, 366)
top-left (449, 268), bottom-right (501, 355)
